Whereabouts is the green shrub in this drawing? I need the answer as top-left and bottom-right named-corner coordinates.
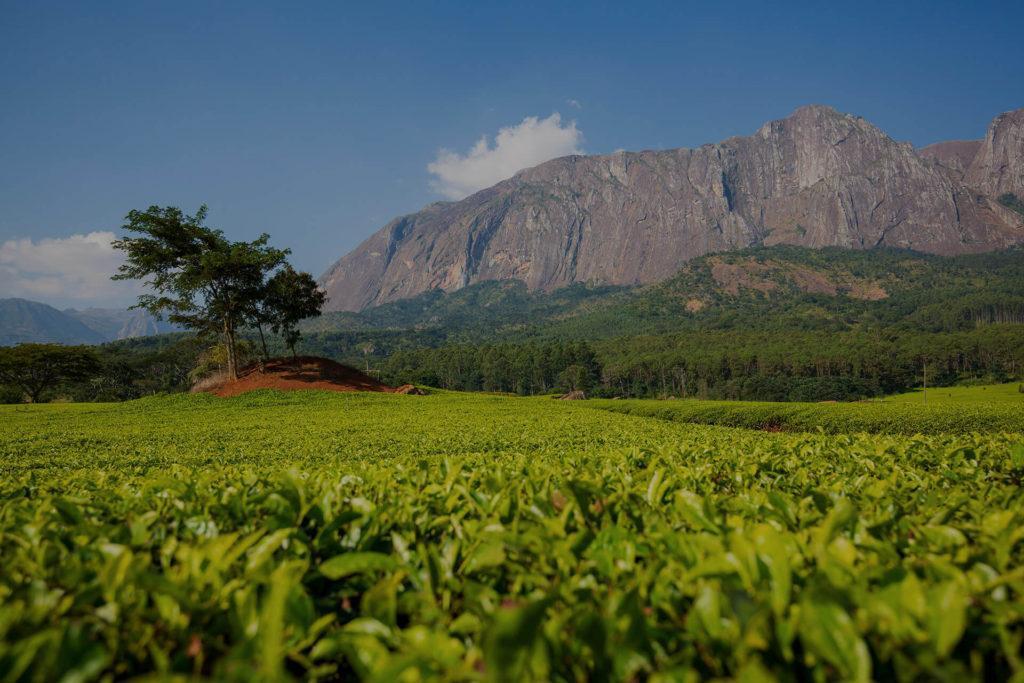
top-left (998, 192), bottom-right (1024, 216)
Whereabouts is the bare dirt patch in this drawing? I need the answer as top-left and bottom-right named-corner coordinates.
top-left (194, 356), bottom-right (396, 397)
top-left (789, 267), bottom-right (838, 295)
top-left (848, 282), bottom-right (888, 300)
top-left (708, 258), bottom-right (777, 295)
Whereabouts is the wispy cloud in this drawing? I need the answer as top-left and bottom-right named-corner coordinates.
top-left (0, 231), bottom-right (139, 308)
top-left (566, 98), bottom-right (582, 110)
top-left (427, 113), bottom-right (584, 200)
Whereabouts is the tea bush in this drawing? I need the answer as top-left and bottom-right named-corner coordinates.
top-left (1, 391), bottom-right (1022, 680)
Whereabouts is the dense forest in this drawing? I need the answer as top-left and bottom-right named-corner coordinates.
top-left (5, 246), bottom-right (1022, 402)
top-left (371, 326), bottom-right (1023, 400)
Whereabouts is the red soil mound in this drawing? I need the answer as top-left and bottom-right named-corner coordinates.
top-left (195, 356), bottom-right (395, 397)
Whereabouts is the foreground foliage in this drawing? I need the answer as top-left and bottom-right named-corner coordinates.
top-left (1, 392), bottom-right (1023, 680)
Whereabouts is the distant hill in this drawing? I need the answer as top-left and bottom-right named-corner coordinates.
top-left (0, 298), bottom-right (106, 346)
top-left (65, 308), bottom-right (179, 341)
top-left (0, 299), bottom-right (179, 346)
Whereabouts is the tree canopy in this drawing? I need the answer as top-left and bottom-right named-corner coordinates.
top-left (113, 205), bottom-right (325, 379)
top-left (0, 344), bottom-right (101, 402)
top-left (264, 266), bottom-right (327, 359)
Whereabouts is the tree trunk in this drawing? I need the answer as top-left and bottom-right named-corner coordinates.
top-left (224, 318), bottom-right (238, 381)
top-left (257, 323), bottom-right (269, 361)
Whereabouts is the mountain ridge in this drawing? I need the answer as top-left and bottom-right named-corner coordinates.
top-left (321, 104), bottom-right (1024, 311)
top-left (0, 298), bottom-right (179, 346)
top-left (0, 298), bottom-right (107, 346)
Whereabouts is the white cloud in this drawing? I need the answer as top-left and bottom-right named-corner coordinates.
top-left (566, 98), bottom-right (582, 110)
top-left (0, 231), bottom-right (139, 308)
top-left (427, 113), bottom-right (583, 200)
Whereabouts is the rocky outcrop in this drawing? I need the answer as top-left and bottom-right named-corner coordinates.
top-left (918, 140), bottom-right (982, 179)
top-left (321, 105), bottom-right (1024, 311)
top-left (966, 108), bottom-right (1024, 198)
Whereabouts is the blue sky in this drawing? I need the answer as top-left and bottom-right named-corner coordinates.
top-left (1, 0), bottom-right (1022, 307)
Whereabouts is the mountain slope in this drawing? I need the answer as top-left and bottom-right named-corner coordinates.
top-left (303, 246), bottom-right (1024, 352)
top-left (66, 308), bottom-right (180, 340)
top-left (0, 299), bottom-right (180, 346)
top-left (321, 105), bottom-right (1024, 311)
top-left (0, 299), bottom-right (107, 346)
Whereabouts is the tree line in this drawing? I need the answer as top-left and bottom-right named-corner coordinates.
top-left (379, 341), bottom-right (602, 394)
top-left (6, 322), bottom-right (1020, 404)
top-left (371, 326), bottom-right (1024, 401)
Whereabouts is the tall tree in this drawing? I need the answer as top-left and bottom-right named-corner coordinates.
top-left (112, 206), bottom-right (287, 380)
top-left (0, 344), bottom-right (101, 403)
top-left (263, 266), bottom-right (327, 361)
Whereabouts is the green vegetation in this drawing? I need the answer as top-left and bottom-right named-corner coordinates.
top-left (593, 395), bottom-right (1024, 435)
top-left (113, 205), bottom-right (324, 380)
top-left (296, 246), bottom-right (1024, 402)
top-left (300, 245), bottom-right (1024, 343)
top-left (2, 391), bottom-right (1023, 680)
top-left (883, 382), bottom-right (1024, 404)
top-left (375, 326), bottom-right (1023, 401)
top-left (0, 343), bottom-right (101, 402)
top-left (998, 192), bottom-right (1024, 217)
top-left (44, 246), bottom-right (1020, 404)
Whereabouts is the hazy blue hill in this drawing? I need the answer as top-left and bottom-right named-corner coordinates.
top-left (0, 299), bottom-right (181, 346)
top-left (0, 298), bottom-right (106, 346)
top-left (66, 308), bottom-right (180, 340)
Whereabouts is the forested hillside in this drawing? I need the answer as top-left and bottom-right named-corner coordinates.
top-left (303, 246), bottom-right (1024, 400)
top-left (306, 245), bottom-right (1024, 341)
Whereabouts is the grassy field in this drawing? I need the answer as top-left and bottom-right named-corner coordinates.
top-left (2, 390), bottom-right (1023, 680)
top-left (882, 382), bottom-right (1024, 404)
top-left (592, 394), bottom-right (1024, 435)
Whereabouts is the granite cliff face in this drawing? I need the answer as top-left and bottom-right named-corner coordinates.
top-left (966, 108), bottom-right (1024, 198)
top-left (321, 105), bottom-right (1024, 311)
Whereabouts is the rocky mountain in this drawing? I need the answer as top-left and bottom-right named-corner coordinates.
top-left (0, 299), bottom-right (180, 346)
top-left (918, 140), bottom-right (981, 179)
top-left (966, 109), bottom-right (1024, 199)
top-left (321, 105), bottom-right (1024, 311)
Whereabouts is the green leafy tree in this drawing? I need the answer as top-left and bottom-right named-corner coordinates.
top-left (112, 206), bottom-right (287, 380)
top-left (0, 344), bottom-right (101, 402)
top-left (558, 364), bottom-right (591, 392)
top-left (264, 266), bottom-right (327, 360)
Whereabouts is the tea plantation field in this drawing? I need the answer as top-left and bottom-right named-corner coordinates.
top-left (594, 394), bottom-right (1024, 435)
top-left (2, 391), bottom-right (1023, 681)
top-left (882, 382), bottom-right (1024, 405)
